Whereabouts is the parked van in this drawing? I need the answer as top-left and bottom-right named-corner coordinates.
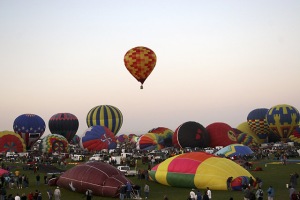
top-left (71, 154), bottom-right (85, 162)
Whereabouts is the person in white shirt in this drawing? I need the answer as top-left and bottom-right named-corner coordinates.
top-left (206, 187), bottom-right (212, 199)
top-left (190, 189), bottom-right (197, 200)
top-left (14, 193), bottom-right (21, 200)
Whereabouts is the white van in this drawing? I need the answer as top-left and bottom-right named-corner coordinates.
top-left (71, 154), bottom-right (85, 162)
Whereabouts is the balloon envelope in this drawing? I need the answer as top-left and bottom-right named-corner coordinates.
top-left (266, 104), bottom-right (300, 141)
top-left (13, 114), bottom-right (46, 150)
top-left (206, 122), bottom-right (237, 148)
top-left (124, 46), bottom-right (157, 88)
top-left (80, 125), bottom-right (117, 151)
top-left (48, 113), bottom-right (79, 142)
top-left (215, 144), bottom-right (254, 157)
top-left (173, 121), bottom-right (210, 148)
top-left (247, 108), bottom-right (271, 140)
top-left (86, 105), bottom-right (123, 135)
top-left (149, 152), bottom-right (254, 190)
top-left (57, 162), bottom-right (132, 197)
top-left (40, 134), bottom-right (69, 153)
top-left (0, 131), bottom-right (26, 153)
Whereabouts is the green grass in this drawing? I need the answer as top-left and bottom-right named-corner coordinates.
top-left (2, 158), bottom-right (298, 200)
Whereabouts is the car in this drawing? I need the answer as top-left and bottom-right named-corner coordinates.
top-left (117, 166), bottom-right (137, 176)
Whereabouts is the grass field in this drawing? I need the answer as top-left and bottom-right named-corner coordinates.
top-left (2, 158), bottom-right (299, 200)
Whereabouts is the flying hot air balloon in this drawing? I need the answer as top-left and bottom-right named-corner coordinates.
top-left (124, 46), bottom-right (157, 89)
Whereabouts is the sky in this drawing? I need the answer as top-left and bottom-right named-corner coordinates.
top-left (0, 0), bottom-right (300, 138)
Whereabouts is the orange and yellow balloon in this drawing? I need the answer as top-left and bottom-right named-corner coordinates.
top-left (124, 46), bottom-right (157, 89)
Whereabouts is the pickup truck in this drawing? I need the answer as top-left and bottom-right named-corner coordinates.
top-left (117, 166), bottom-right (137, 177)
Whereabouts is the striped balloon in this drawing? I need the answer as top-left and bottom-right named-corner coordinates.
top-left (86, 105), bottom-right (123, 135)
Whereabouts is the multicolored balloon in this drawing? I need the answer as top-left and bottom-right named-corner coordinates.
top-left (116, 134), bottom-right (129, 144)
top-left (237, 133), bottom-right (257, 147)
top-left (215, 144), bottom-right (254, 157)
top-left (288, 124), bottom-right (300, 144)
top-left (70, 134), bottom-right (81, 145)
top-left (80, 125), bottom-right (117, 151)
top-left (13, 114), bottom-right (46, 150)
top-left (247, 108), bottom-right (271, 140)
top-left (0, 131), bottom-right (26, 153)
top-left (48, 113), bottom-right (79, 142)
top-left (86, 105), bottom-right (123, 135)
top-left (124, 46), bottom-right (157, 89)
top-left (148, 127), bottom-right (174, 147)
top-left (266, 104), bottom-right (300, 141)
top-left (40, 134), bottom-right (69, 153)
top-left (149, 152), bottom-right (254, 190)
top-left (236, 122), bottom-right (262, 144)
top-left (231, 176), bottom-right (250, 191)
top-left (136, 133), bottom-right (164, 151)
top-left (206, 122), bottom-right (237, 148)
top-left (173, 121), bottom-right (210, 148)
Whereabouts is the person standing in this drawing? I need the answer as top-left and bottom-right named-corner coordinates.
top-left (20, 193), bottom-right (27, 200)
top-left (190, 189), bottom-right (196, 200)
top-left (85, 189), bottom-right (92, 200)
top-left (206, 187), bottom-right (212, 200)
top-left (119, 185), bottom-right (126, 200)
top-left (255, 187), bottom-right (263, 200)
top-left (53, 187), bottom-right (61, 200)
top-left (14, 193), bottom-right (21, 200)
top-left (144, 184), bottom-right (149, 199)
top-left (36, 174), bottom-right (40, 186)
top-left (196, 190), bottom-right (202, 200)
top-left (226, 177), bottom-right (233, 191)
top-left (46, 189), bottom-right (53, 200)
top-left (267, 186), bottom-right (274, 200)
top-left (125, 182), bottom-right (132, 199)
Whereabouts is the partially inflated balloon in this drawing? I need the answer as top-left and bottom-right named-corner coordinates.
top-left (149, 152), bottom-right (254, 190)
top-left (0, 131), bottom-right (26, 153)
top-left (80, 125), bottom-right (117, 151)
top-left (40, 134), bottom-right (69, 153)
top-left (206, 122), bottom-right (237, 148)
top-left (173, 121), bottom-right (210, 148)
top-left (136, 133), bottom-right (164, 151)
top-left (124, 46), bottom-right (157, 89)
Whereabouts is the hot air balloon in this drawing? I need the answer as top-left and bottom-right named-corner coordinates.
top-left (173, 121), bottom-right (210, 149)
top-left (148, 127), bottom-right (174, 147)
top-left (237, 133), bottom-right (258, 147)
top-left (266, 104), bottom-right (300, 142)
top-left (247, 108), bottom-right (271, 141)
top-left (56, 162), bottom-right (133, 197)
top-left (116, 134), bottom-right (129, 144)
top-left (48, 113), bottom-right (79, 142)
top-left (149, 152), bottom-right (254, 190)
top-left (215, 144), bottom-right (254, 157)
top-left (136, 133), bottom-right (164, 151)
top-left (70, 134), bottom-right (81, 145)
top-left (80, 125), bottom-right (117, 151)
top-left (86, 105), bottom-right (123, 135)
top-left (0, 131), bottom-right (26, 153)
top-left (288, 124), bottom-right (300, 144)
top-left (13, 114), bottom-right (46, 150)
top-left (124, 46), bottom-right (157, 89)
top-left (236, 122), bottom-right (262, 145)
top-left (206, 122), bottom-right (237, 148)
top-left (39, 134), bottom-right (69, 154)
